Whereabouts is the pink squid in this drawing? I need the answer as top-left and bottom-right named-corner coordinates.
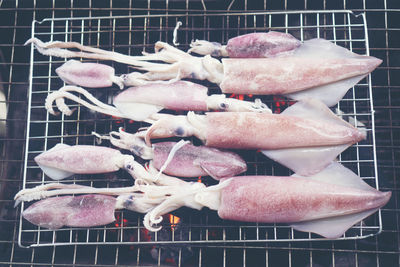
top-left (127, 98), bottom-right (366, 176)
top-left (35, 140), bottom-right (246, 182)
top-left (15, 162), bottom-right (391, 238)
top-left (45, 81), bottom-right (269, 122)
top-left (56, 59), bottom-right (124, 89)
top-left (94, 128), bottom-right (247, 180)
top-left (34, 144), bottom-right (135, 180)
top-left (188, 31), bottom-right (301, 58)
top-left (21, 194), bottom-right (118, 229)
top-left (26, 34), bottom-right (382, 106)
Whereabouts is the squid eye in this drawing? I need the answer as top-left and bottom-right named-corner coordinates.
top-left (174, 127), bottom-right (185, 136)
top-left (126, 164), bottom-right (133, 170)
top-left (219, 102), bottom-right (228, 110)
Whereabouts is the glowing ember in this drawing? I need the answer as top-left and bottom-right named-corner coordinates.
top-left (273, 96), bottom-right (295, 113)
top-left (228, 93), bottom-right (245, 100)
top-left (114, 213), bottom-right (128, 227)
top-left (169, 214), bottom-right (180, 230)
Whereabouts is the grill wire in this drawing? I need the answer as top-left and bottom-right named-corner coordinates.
top-left (20, 10), bottom-right (381, 247)
top-left (0, 0), bottom-right (399, 266)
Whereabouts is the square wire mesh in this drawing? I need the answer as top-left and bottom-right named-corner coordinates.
top-left (19, 10), bottom-right (382, 248)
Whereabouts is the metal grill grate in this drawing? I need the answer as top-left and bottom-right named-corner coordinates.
top-left (18, 10), bottom-right (381, 248)
top-left (1, 1), bottom-right (399, 267)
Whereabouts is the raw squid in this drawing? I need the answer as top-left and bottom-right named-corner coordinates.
top-left (35, 140), bottom-right (246, 182)
top-left (26, 35), bottom-right (382, 106)
top-left (188, 31), bottom-right (301, 58)
top-left (94, 128), bottom-right (247, 179)
top-left (16, 163), bottom-right (391, 238)
top-left (34, 144), bottom-right (136, 180)
top-left (56, 59), bottom-right (124, 89)
top-left (45, 81), bottom-right (269, 121)
top-left (18, 180), bottom-right (208, 229)
top-left (34, 143), bottom-right (178, 183)
top-left (129, 99), bottom-right (366, 175)
top-left (22, 194), bottom-right (118, 229)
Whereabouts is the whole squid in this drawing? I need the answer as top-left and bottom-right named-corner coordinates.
top-left (34, 143), bottom-right (135, 180)
top-left (52, 33), bottom-right (300, 87)
top-left (15, 162), bottom-right (391, 239)
top-left (56, 59), bottom-right (125, 89)
top-left (21, 194), bottom-right (118, 229)
top-left (26, 34), bottom-right (382, 106)
top-left (45, 81), bottom-right (269, 122)
top-left (33, 142), bottom-right (179, 183)
top-left (35, 140), bottom-right (246, 181)
top-left (94, 128), bottom-right (247, 180)
top-left (188, 31), bottom-right (301, 58)
top-left (120, 99), bottom-right (366, 176)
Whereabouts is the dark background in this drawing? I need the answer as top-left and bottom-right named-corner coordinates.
top-left (0, 0), bottom-right (399, 266)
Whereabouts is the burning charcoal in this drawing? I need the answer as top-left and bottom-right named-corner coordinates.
top-left (149, 217), bottom-right (194, 265)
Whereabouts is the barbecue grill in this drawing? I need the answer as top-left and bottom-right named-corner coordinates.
top-left (0, 1), bottom-right (399, 266)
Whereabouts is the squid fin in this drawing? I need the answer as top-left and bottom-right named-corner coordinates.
top-left (46, 143), bottom-right (71, 151)
top-left (113, 102), bottom-right (163, 121)
top-left (290, 208), bottom-right (380, 239)
top-left (262, 144), bottom-right (348, 176)
top-left (35, 144), bottom-right (75, 180)
top-left (281, 98), bottom-right (355, 127)
top-left (293, 39), bottom-right (361, 59)
top-left (262, 99), bottom-right (359, 176)
top-left (199, 161), bottom-right (240, 180)
top-left (289, 162), bottom-right (391, 238)
top-left (38, 164), bottom-right (75, 180)
top-left (285, 74), bottom-right (366, 107)
top-left (292, 161), bottom-right (375, 190)
top-left (284, 39), bottom-right (381, 107)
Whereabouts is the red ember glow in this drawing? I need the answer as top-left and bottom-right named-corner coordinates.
top-left (169, 214), bottom-right (180, 230)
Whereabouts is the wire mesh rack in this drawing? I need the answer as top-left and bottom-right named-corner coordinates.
top-left (18, 10), bottom-right (381, 248)
top-left (0, 1), bottom-right (399, 267)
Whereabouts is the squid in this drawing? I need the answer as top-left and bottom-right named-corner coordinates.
top-left (53, 32), bottom-right (299, 88)
top-left (26, 35), bottom-right (382, 106)
top-left (34, 143), bottom-right (136, 180)
top-left (56, 59), bottom-right (125, 89)
top-left (15, 162), bottom-right (391, 238)
top-left (188, 31), bottom-right (301, 58)
top-left (126, 98), bottom-right (366, 176)
top-left (35, 140), bottom-right (246, 181)
top-left (94, 128), bottom-right (247, 180)
top-left (21, 194), bottom-right (119, 229)
top-left (33, 142), bottom-right (171, 183)
top-left (45, 81), bottom-right (269, 121)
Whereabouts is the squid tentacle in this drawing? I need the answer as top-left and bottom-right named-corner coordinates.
top-left (25, 38), bottom-right (155, 66)
top-left (188, 39), bottom-right (228, 57)
top-left (46, 85), bottom-right (124, 117)
top-left (93, 128), bottom-right (153, 159)
top-left (14, 183), bottom-right (90, 206)
top-left (143, 179), bottom-right (231, 231)
top-left (14, 178), bottom-right (177, 205)
top-left (14, 183), bottom-right (137, 206)
top-left (153, 140), bottom-right (190, 182)
top-left (143, 182), bottom-right (206, 231)
top-left (27, 37), bottom-right (224, 85)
